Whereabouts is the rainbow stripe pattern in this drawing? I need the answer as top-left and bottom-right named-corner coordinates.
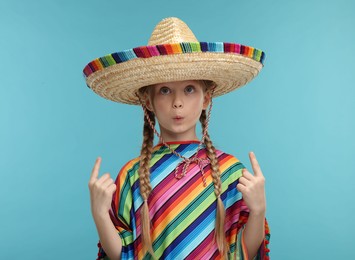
top-left (97, 142), bottom-right (270, 260)
top-left (83, 42), bottom-right (265, 79)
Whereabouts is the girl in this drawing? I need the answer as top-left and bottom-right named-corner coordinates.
top-left (84, 17), bottom-right (270, 260)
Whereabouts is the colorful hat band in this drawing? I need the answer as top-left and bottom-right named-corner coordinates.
top-left (83, 42), bottom-right (265, 81)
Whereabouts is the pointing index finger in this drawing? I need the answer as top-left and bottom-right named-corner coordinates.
top-left (90, 157), bottom-right (101, 182)
top-left (249, 152), bottom-right (263, 177)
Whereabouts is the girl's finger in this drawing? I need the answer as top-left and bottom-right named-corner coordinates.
top-left (102, 177), bottom-right (114, 189)
top-left (108, 183), bottom-right (117, 194)
top-left (242, 168), bottom-right (254, 180)
top-left (90, 157), bottom-right (101, 182)
top-left (95, 173), bottom-right (111, 186)
top-left (249, 152), bottom-right (263, 177)
top-left (236, 183), bottom-right (246, 193)
top-left (238, 176), bottom-right (251, 186)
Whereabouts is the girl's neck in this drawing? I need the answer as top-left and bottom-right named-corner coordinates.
top-left (156, 140), bottom-right (201, 147)
top-left (159, 131), bottom-right (199, 143)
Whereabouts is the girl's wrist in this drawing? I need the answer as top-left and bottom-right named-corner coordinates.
top-left (92, 210), bottom-right (111, 223)
top-left (249, 209), bottom-right (266, 218)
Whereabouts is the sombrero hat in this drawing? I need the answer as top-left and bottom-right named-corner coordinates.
top-left (83, 17), bottom-right (265, 105)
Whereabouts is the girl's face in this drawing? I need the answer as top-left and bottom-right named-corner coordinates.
top-left (146, 80), bottom-right (211, 142)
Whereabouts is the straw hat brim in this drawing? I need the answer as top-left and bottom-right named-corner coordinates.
top-left (84, 42), bottom-right (264, 105)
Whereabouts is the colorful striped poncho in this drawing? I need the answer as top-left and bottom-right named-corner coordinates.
top-left (98, 141), bottom-right (270, 259)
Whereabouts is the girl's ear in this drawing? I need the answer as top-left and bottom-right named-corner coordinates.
top-left (144, 93), bottom-right (154, 112)
top-left (203, 90), bottom-right (212, 110)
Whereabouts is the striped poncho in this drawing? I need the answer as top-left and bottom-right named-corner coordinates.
top-left (98, 141), bottom-right (270, 259)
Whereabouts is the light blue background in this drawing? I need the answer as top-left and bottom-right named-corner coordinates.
top-left (1, 0), bottom-right (354, 259)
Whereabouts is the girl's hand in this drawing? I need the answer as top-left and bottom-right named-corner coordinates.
top-left (89, 157), bottom-right (117, 219)
top-left (236, 152), bottom-right (266, 215)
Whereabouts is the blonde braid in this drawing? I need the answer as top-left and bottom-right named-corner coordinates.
top-left (200, 110), bottom-right (228, 257)
top-left (138, 109), bottom-right (155, 257)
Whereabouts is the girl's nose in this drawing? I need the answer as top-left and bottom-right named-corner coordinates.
top-left (173, 102), bottom-right (183, 108)
top-left (173, 95), bottom-right (183, 108)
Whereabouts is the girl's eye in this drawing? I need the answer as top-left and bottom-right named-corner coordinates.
top-left (185, 85), bottom-right (195, 94)
top-left (159, 87), bottom-right (171, 95)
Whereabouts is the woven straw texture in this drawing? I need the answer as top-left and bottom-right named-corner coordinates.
top-left (84, 17), bottom-right (264, 105)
